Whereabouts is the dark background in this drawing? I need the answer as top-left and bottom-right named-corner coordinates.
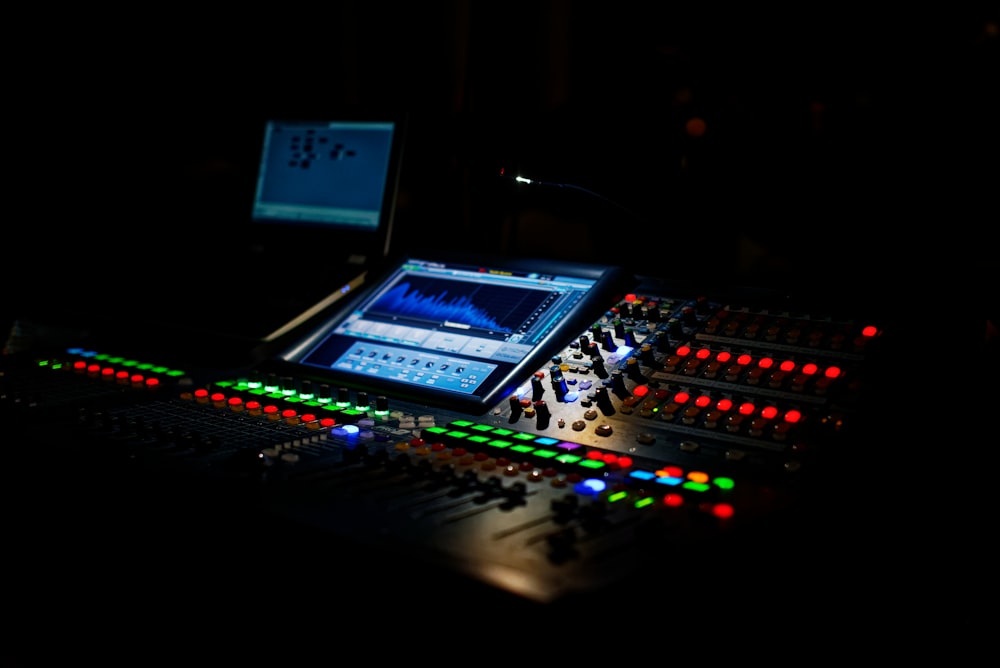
top-left (7, 3), bottom-right (997, 335)
top-left (2, 4), bottom-right (998, 659)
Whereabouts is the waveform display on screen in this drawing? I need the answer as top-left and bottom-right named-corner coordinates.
top-left (368, 277), bottom-right (550, 333)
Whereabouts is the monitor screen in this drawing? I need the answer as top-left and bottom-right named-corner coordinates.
top-left (276, 253), bottom-right (634, 413)
top-left (250, 119), bottom-right (403, 238)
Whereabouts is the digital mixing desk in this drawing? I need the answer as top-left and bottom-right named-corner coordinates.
top-left (2, 252), bottom-right (894, 628)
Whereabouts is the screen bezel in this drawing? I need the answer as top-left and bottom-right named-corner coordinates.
top-left (270, 252), bottom-right (635, 415)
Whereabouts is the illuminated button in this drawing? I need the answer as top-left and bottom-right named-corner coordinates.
top-left (711, 503), bottom-right (735, 519)
top-left (331, 424), bottom-right (361, 438)
top-left (574, 478), bottom-right (606, 496)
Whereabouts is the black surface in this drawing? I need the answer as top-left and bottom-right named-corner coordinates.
top-left (3, 5), bottom-right (997, 664)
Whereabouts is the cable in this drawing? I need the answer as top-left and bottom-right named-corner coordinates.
top-left (499, 168), bottom-right (649, 225)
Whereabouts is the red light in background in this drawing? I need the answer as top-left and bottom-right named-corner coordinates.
top-left (663, 493), bottom-right (685, 507)
top-left (712, 503), bottom-right (735, 519)
top-left (657, 465), bottom-right (684, 478)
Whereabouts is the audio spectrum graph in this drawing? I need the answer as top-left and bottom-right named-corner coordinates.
top-left (288, 255), bottom-right (618, 411)
top-left (367, 278), bottom-right (552, 333)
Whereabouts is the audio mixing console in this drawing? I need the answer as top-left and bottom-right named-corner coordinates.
top-left (2, 252), bottom-right (892, 622)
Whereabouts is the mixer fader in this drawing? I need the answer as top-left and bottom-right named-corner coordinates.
top-left (1, 254), bottom-right (889, 608)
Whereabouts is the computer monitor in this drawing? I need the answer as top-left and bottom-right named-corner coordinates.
top-left (250, 117), bottom-right (406, 258)
top-left (274, 252), bottom-right (634, 414)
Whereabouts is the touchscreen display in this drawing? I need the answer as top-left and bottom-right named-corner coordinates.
top-left (279, 254), bottom-right (632, 413)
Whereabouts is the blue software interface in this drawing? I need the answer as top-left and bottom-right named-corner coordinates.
top-left (290, 257), bottom-right (602, 401)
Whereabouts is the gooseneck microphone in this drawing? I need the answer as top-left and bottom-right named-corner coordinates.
top-left (499, 168), bottom-right (650, 225)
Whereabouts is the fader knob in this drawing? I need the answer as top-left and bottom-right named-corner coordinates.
top-left (300, 379), bottom-right (314, 398)
top-left (594, 386), bottom-right (615, 413)
top-left (531, 375), bottom-right (545, 401)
